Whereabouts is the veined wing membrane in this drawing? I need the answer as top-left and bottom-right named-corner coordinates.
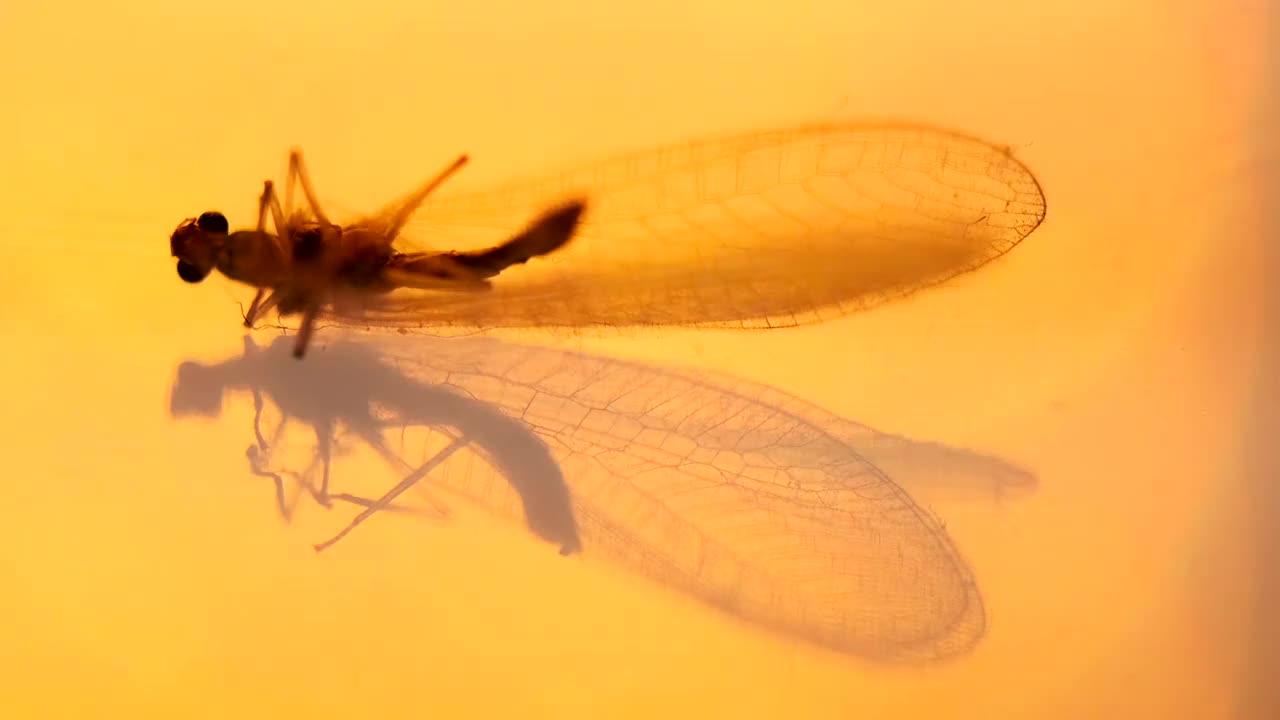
top-left (324, 123), bottom-right (1046, 332)
top-left (366, 333), bottom-right (987, 662)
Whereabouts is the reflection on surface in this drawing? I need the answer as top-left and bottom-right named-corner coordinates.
top-left (170, 332), bottom-right (1036, 664)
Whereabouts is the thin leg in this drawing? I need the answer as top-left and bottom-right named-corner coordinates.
top-left (358, 428), bottom-right (454, 519)
top-left (250, 384), bottom-right (269, 448)
top-left (245, 402), bottom-right (312, 522)
top-left (246, 181), bottom-right (293, 329)
top-left (244, 288), bottom-right (283, 328)
top-left (313, 433), bottom-right (468, 553)
top-left (314, 418), bottom-right (334, 508)
top-left (258, 179), bottom-right (294, 247)
top-left (248, 447), bottom-right (327, 523)
top-left (250, 384), bottom-right (293, 457)
top-left (243, 290), bottom-right (265, 328)
top-left (256, 181), bottom-right (271, 230)
top-left (286, 149), bottom-right (331, 226)
top-left (246, 445), bottom-right (296, 521)
top-left (288, 452), bottom-right (336, 511)
top-left (327, 492), bottom-right (445, 517)
top-left (292, 301), bottom-right (321, 358)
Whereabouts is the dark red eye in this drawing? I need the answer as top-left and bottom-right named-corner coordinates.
top-left (196, 211), bottom-right (229, 234)
top-left (176, 259), bottom-right (210, 283)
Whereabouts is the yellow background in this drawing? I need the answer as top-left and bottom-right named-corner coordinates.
top-left (0, 1), bottom-right (1275, 718)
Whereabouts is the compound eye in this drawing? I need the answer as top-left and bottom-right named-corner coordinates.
top-left (196, 211), bottom-right (229, 234)
top-left (176, 259), bottom-right (211, 283)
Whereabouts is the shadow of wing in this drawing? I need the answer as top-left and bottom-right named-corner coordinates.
top-left (374, 333), bottom-right (991, 664)
top-left (171, 330), bottom-right (1032, 663)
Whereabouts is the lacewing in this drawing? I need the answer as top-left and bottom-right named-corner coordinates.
top-left (169, 123), bottom-right (1046, 356)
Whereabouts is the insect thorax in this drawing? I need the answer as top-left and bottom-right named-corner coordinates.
top-left (219, 230), bottom-right (289, 287)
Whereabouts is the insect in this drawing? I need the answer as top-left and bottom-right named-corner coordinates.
top-left (169, 330), bottom-right (1038, 663)
top-left (169, 151), bottom-right (587, 357)
top-left (170, 123), bottom-right (1047, 354)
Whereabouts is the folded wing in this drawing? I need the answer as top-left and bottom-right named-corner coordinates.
top-left (323, 123), bottom-right (1047, 333)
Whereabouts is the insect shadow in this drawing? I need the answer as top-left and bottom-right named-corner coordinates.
top-left (169, 332), bottom-right (1036, 665)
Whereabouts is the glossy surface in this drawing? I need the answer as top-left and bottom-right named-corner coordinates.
top-left (0, 1), bottom-right (1274, 718)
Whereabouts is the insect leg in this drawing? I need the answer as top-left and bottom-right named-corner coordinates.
top-left (291, 301), bottom-right (321, 358)
top-left (242, 290), bottom-right (266, 328)
top-left (258, 179), bottom-right (294, 246)
top-left (247, 380), bottom-right (293, 471)
top-left (244, 288), bottom-right (283, 328)
top-left (245, 446), bottom-right (297, 521)
top-left (239, 181), bottom-right (298, 328)
top-left (313, 417), bottom-right (334, 508)
top-left (256, 181), bottom-right (271, 230)
top-left (285, 413), bottom-right (444, 518)
top-left (326, 493), bottom-right (438, 516)
top-left (245, 401), bottom-right (315, 520)
top-left (259, 181), bottom-right (284, 230)
top-left (359, 429), bottom-right (454, 519)
top-left (285, 149), bottom-right (331, 226)
top-left (313, 432), bottom-right (469, 553)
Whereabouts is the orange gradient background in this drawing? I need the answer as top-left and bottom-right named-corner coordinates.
top-left (1, 1), bottom-right (1275, 718)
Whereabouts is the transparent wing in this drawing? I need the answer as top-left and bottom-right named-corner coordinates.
top-left (368, 333), bottom-right (987, 662)
top-left (321, 122), bottom-right (1047, 332)
top-left (177, 332), bottom-right (1000, 661)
